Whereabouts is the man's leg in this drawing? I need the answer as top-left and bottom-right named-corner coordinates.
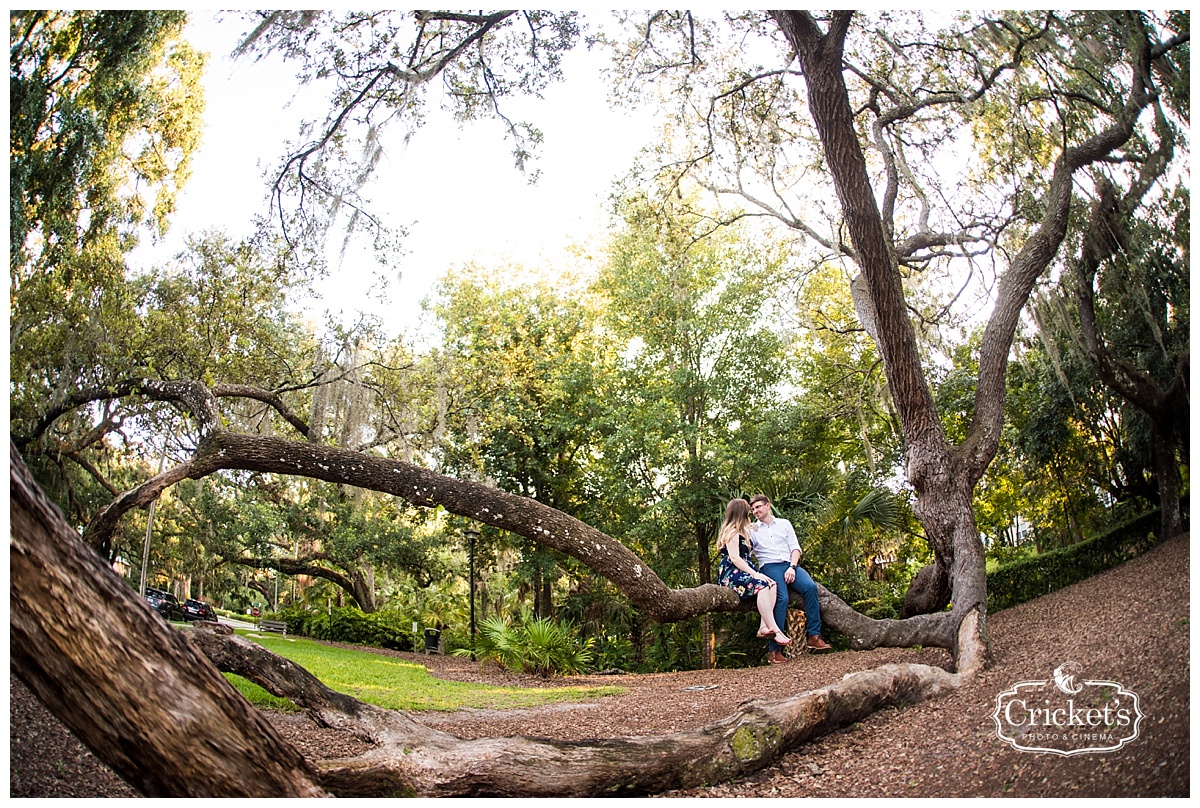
top-left (789, 566), bottom-right (822, 638)
top-left (760, 562), bottom-right (790, 652)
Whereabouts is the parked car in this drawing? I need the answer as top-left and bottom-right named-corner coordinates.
top-left (183, 598), bottom-right (217, 623)
top-left (145, 588), bottom-right (185, 622)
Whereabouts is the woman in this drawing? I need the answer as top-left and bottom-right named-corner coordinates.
top-left (716, 498), bottom-right (791, 646)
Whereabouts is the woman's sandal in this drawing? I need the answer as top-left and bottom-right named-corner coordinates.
top-left (775, 634), bottom-right (792, 646)
top-left (756, 627), bottom-right (776, 638)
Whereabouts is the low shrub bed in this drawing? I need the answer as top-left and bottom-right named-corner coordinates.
top-left (986, 509), bottom-right (1164, 612)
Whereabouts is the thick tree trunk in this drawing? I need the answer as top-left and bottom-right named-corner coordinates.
top-left (1151, 421), bottom-right (1183, 540)
top-left (771, 10), bottom-right (986, 657)
top-left (9, 443), bottom-right (328, 797)
top-left (351, 565), bottom-right (377, 613)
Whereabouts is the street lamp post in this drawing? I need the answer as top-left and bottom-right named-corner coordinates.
top-left (465, 527), bottom-right (480, 660)
top-left (138, 441), bottom-right (169, 597)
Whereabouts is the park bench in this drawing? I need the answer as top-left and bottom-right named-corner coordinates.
top-left (256, 618), bottom-right (288, 637)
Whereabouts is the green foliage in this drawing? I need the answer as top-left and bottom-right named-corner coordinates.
top-left (271, 606), bottom-right (413, 651)
top-left (594, 191), bottom-right (795, 596)
top-left (986, 509), bottom-right (1165, 612)
top-left (11, 10), bottom-right (205, 268)
top-left (10, 12), bottom-right (208, 436)
top-left (984, 542), bottom-right (1038, 573)
top-left (635, 619), bottom-right (703, 672)
top-left (712, 611), bottom-right (769, 668)
top-left (456, 612), bottom-right (595, 677)
top-left (11, 232), bottom-right (316, 546)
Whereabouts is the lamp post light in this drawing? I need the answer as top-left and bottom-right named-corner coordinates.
top-left (465, 527), bottom-right (480, 660)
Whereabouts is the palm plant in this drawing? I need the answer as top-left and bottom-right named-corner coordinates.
top-left (456, 611), bottom-right (595, 676)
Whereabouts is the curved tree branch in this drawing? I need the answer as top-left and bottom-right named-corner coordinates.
top-left (73, 378), bottom-right (961, 649)
top-left (962, 12), bottom-right (1167, 481)
top-left (237, 555), bottom-right (373, 611)
top-left (213, 383), bottom-right (313, 438)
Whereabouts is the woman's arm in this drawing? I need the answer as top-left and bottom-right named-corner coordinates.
top-left (727, 538), bottom-right (773, 583)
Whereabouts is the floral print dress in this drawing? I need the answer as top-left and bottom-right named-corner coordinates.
top-left (717, 534), bottom-right (770, 600)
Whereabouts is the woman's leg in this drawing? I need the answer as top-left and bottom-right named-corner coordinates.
top-left (756, 587), bottom-right (790, 644)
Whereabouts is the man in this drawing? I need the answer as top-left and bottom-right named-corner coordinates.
top-left (748, 493), bottom-right (832, 664)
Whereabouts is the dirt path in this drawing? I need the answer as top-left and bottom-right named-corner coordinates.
top-left (10, 532), bottom-right (1189, 797)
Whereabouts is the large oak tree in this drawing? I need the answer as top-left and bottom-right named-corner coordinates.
top-left (10, 9), bottom-right (1187, 796)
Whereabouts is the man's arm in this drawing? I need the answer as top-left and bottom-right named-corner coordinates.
top-left (782, 519), bottom-right (802, 582)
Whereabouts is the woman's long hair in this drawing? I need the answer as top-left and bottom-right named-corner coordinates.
top-left (717, 498), bottom-right (752, 551)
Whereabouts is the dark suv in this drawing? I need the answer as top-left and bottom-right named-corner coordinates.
top-left (145, 588), bottom-right (185, 622)
top-left (183, 598), bottom-right (217, 622)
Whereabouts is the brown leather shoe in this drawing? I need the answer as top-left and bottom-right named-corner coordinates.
top-left (768, 649), bottom-right (789, 665)
top-left (807, 635), bottom-right (833, 651)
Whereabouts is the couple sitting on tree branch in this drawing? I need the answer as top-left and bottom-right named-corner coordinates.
top-left (717, 494), bottom-right (832, 664)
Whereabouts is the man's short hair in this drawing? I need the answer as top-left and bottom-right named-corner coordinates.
top-left (749, 494), bottom-right (771, 506)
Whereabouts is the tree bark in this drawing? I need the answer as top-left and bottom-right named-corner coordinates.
top-left (696, 519), bottom-right (716, 669)
top-left (770, 10), bottom-right (983, 652)
top-left (9, 443), bottom-right (328, 797)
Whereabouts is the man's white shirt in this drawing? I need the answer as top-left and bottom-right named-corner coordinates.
top-left (750, 517), bottom-right (800, 565)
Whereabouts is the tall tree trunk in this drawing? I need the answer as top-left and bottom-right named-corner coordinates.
top-left (771, 11), bottom-right (987, 656)
top-left (1151, 421), bottom-right (1183, 540)
top-left (538, 572), bottom-right (554, 619)
top-left (770, 9), bottom-right (1160, 664)
top-left (696, 520), bottom-right (716, 668)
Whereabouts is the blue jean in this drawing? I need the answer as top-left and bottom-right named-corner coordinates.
top-left (760, 562), bottom-right (822, 651)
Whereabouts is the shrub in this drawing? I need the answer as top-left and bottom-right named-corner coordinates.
top-left (986, 509), bottom-right (1163, 612)
top-left (456, 612), bottom-right (594, 677)
top-left (270, 606), bottom-right (413, 651)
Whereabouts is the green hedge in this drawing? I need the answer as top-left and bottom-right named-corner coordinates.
top-left (268, 606), bottom-right (414, 651)
top-left (986, 509), bottom-right (1164, 612)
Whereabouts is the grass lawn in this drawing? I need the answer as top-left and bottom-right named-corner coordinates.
top-left (224, 630), bottom-right (624, 713)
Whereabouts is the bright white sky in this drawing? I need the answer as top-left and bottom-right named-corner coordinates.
top-left (135, 11), bottom-right (661, 340)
